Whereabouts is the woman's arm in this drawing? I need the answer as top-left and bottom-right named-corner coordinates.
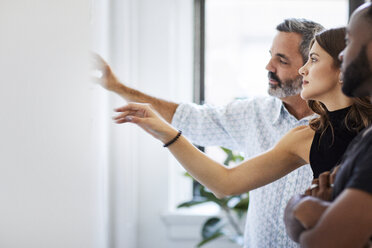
top-left (114, 103), bottom-right (311, 198)
top-left (167, 130), bottom-right (309, 197)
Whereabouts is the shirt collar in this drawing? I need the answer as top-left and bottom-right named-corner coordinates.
top-left (271, 101), bottom-right (284, 124)
top-left (272, 101), bottom-right (315, 125)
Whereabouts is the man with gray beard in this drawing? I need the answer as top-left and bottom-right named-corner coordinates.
top-left (94, 19), bottom-right (324, 248)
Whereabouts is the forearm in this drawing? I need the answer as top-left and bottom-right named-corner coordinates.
top-left (284, 195), bottom-right (307, 242)
top-left (165, 134), bottom-right (232, 198)
top-left (294, 197), bottom-right (330, 229)
top-left (114, 84), bottom-right (178, 123)
top-left (284, 196), bottom-right (331, 243)
top-left (299, 190), bottom-right (372, 248)
top-left (165, 133), bottom-right (301, 198)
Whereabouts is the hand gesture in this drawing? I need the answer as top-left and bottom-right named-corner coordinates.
top-left (92, 53), bottom-right (122, 92)
top-left (305, 165), bottom-right (340, 201)
top-left (113, 103), bottom-right (179, 144)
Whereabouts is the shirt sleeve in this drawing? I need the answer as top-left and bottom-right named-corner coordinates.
top-left (345, 145), bottom-right (372, 195)
top-left (171, 98), bottom-right (266, 151)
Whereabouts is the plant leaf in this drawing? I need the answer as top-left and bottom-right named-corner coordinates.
top-left (197, 232), bottom-right (224, 247)
top-left (200, 186), bottom-right (228, 207)
top-left (183, 172), bottom-right (193, 178)
top-left (232, 195), bottom-right (249, 210)
top-left (221, 147), bottom-right (244, 165)
top-left (232, 154), bottom-right (244, 162)
top-left (221, 147), bottom-right (233, 166)
top-left (177, 199), bottom-right (209, 208)
top-left (201, 217), bottom-right (225, 239)
top-left (232, 194), bottom-right (249, 218)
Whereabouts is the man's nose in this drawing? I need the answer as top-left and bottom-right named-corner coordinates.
top-left (265, 59), bottom-right (275, 73)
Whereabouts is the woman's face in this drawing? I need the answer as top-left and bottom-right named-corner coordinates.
top-left (299, 41), bottom-right (341, 101)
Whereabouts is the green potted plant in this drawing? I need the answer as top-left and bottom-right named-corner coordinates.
top-left (177, 148), bottom-right (249, 247)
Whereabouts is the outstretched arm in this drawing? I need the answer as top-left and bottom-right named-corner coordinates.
top-left (114, 103), bottom-right (310, 198)
top-left (93, 54), bottom-right (178, 123)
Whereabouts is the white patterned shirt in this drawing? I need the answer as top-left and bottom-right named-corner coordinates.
top-left (172, 96), bottom-right (314, 248)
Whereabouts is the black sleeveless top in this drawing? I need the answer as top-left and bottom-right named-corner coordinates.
top-left (310, 106), bottom-right (357, 178)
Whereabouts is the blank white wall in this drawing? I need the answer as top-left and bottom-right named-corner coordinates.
top-left (0, 1), bottom-right (106, 248)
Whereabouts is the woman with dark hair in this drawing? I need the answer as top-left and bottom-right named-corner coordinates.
top-left (284, 4), bottom-right (372, 247)
top-left (301, 28), bottom-right (372, 178)
top-left (112, 27), bottom-right (372, 199)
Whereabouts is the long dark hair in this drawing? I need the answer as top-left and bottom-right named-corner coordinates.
top-left (307, 27), bottom-right (372, 140)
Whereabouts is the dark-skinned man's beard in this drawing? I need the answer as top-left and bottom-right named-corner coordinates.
top-left (342, 46), bottom-right (372, 97)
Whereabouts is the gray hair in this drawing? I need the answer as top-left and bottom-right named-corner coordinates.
top-left (276, 18), bottom-right (324, 64)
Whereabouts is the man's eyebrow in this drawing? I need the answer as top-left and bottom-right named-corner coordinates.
top-left (276, 53), bottom-right (289, 61)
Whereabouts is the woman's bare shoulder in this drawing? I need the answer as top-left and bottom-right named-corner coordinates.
top-left (279, 125), bottom-right (314, 162)
top-left (276, 125), bottom-right (315, 153)
top-left (289, 125), bottom-right (315, 137)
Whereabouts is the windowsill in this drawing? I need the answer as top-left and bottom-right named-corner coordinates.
top-left (161, 202), bottom-right (221, 240)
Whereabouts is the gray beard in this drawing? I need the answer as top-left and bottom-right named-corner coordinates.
top-left (268, 75), bottom-right (303, 98)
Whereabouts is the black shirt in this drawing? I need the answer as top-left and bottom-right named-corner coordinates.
top-left (332, 125), bottom-right (372, 199)
top-left (310, 106), bottom-right (357, 178)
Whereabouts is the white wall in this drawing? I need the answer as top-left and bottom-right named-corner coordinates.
top-left (0, 1), bottom-right (106, 248)
top-left (0, 0), bottom-right (241, 247)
